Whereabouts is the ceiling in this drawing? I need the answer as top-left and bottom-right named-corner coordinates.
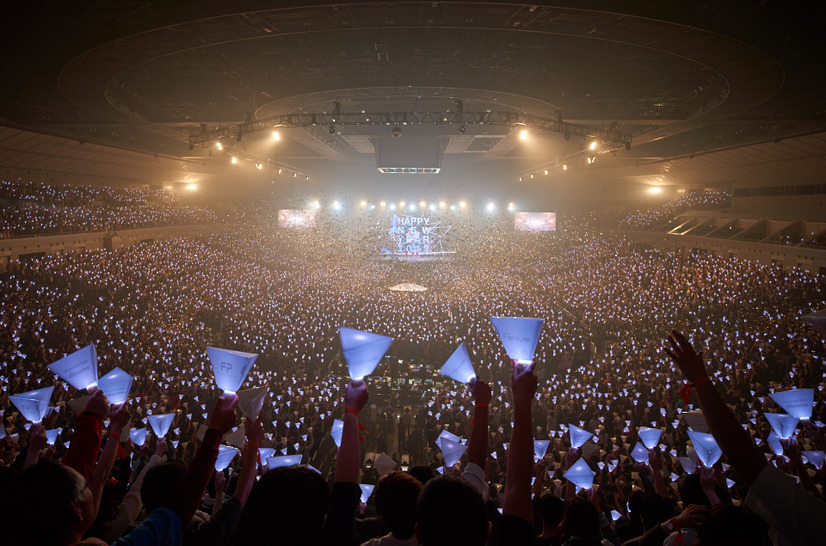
top-left (0, 1), bottom-right (825, 197)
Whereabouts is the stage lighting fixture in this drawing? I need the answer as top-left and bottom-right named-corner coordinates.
top-left (589, 140), bottom-right (598, 150)
top-left (429, 204), bottom-right (436, 211)
top-left (186, 184), bottom-right (198, 191)
top-left (305, 176), bottom-right (310, 180)
top-left (648, 187), bottom-right (662, 194)
top-left (439, 201), bottom-right (446, 208)
top-left (329, 125), bottom-right (335, 135)
top-left (272, 131), bottom-right (280, 141)
top-left (518, 177), bottom-right (522, 182)
top-left (332, 200), bottom-right (341, 210)
top-left (360, 200), bottom-right (367, 208)
top-left (255, 163), bottom-right (262, 170)
top-left (311, 200), bottom-right (320, 209)
top-left (231, 157), bottom-right (238, 164)
top-left (562, 164), bottom-right (568, 171)
top-left (519, 129), bottom-right (528, 140)
top-left (391, 126), bottom-right (402, 138)
top-left (380, 201), bottom-right (386, 208)
top-left (587, 156), bottom-right (596, 164)
top-left (530, 173), bottom-right (534, 179)
top-left (389, 204), bottom-right (396, 211)
top-left (508, 202), bottom-right (515, 211)
top-left (399, 201), bottom-right (406, 207)
top-left (450, 205), bottom-right (458, 211)
top-left (459, 201), bottom-right (466, 209)
top-left (277, 168), bottom-right (282, 175)
top-left (486, 202), bottom-right (496, 212)
top-left (544, 169), bottom-right (548, 175)
top-left (419, 200), bottom-right (426, 208)
top-left (409, 204), bottom-right (416, 211)
top-left (293, 172), bottom-right (297, 178)
top-left (459, 125), bottom-right (466, 134)
top-left (216, 142), bottom-right (223, 151)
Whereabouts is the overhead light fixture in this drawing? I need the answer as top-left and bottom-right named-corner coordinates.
top-left (486, 202), bottom-right (496, 212)
top-left (419, 200), bottom-right (426, 208)
top-left (562, 164), bottom-right (568, 171)
top-left (231, 156), bottom-right (238, 164)
top-left (519, 129), bottom-right (528, 140)
top-left (530, 173), bottom-right (534, 179)
top-left (589, 140), bottom-right (598, 151)
top-left (399, 201), bottom-right (406, 207)
top-left (216, 142), bottom-right (223, 151)
top-left (332, 200), bottom-right (341, 210)
top-left (360, 200), bottom-right (367, 208)
top-left (293, 172), bottom-right (297, 178)
top-left (380, 201), bottom-right (386, 208)
top-left (459, 201), bottom-right (466, 208)
top-left (648, 186), bottom-right (662, 194)
top-left (272, 131), bottom-right (280, 141)
top-left (439, 201), bottom-right (446, 208)
top-left (508, 202), bottom-right (515, 211)
top-left (544, 169), bottom-right (548, 175)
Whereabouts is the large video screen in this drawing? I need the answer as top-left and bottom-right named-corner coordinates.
top-left (515, 212), bottom-right (556, 232)
top-left (384, 213), bottom-right (454, 255)
top-left (278, 209), bottom-right (317, 228)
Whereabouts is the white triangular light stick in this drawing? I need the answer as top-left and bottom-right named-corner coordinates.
top-left (236, 386), bottom-right (268, 419)
top-left (563, 457), bottom-right (595, 490)
top-left (435, 429), bottom-right (461, 451)
top-left (568, 424), bottom-right (592, 449)
top-left (374, 453), bottom-right (398, 476)
top-left (489, 317), bottom-right (544, 364)
top-left (266, 454), bottom-right (302, 468)
top-left (9, 386), bottom-right (54, 424)
top-left (439, 343), bottom-right (476, 384)
top-left (257, 447), bottom-right (274, 462)
top-left (767, 432), bottom-right (784, 456)
top-left (206, 347), bottom-right (258, 394)
top-left (215, 445), bottom-right (240, 471)
top-left (440, 438), bottom-right (468, 468)
top-left (770, 388), bottom-right (815, 420)
top-left (631, 442), bottom-right (650, 464)
top-left (802, 450), bottom-right (825, 469)
top-left (45, 429), bottom-right (60, 445)
top-left (47, 345), bottom-right (98, 390)
top-left (359, 484), bottom-right (375, 504)
top-left (681, 411), bottom-right (709, 433)
top-left (687, 430), bottom-right (722, 467)
top-left (678, 456), bottom-right (697, 474)
top-left (638, 427), bottom-right (663, 450)
top-left (130, 428), bottom-right (147, 446)
top-left (331, 419), bottom-right (344, 448)
top-left (97, 367), bottom-right (133, 406)
top-left (764, 412), bottom-right (799, 439)
top-left (339, 327), bottom-right (393, 381)
top-left (147, 413), bottom-right (175, 437)
top-left (534, 440), bottom-right (550, 462)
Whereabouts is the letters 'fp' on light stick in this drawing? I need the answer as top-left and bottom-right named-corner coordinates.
top-left (206, 347), bottom-right (258, 395)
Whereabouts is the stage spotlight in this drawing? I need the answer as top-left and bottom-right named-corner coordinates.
top-left (332, 200), bottom-right (341, 210)
top-left (391, 126), bottom-right (402, 138)
top-left (544, 169), bottom-right (549, 175)
top-left (486, 202), bottom-right (496, 212)
top-left (409, 203), bottom-right (416, 211)
top-left (389, 204), bottom-right (396, 211)
top-left (419, 200), bottom-right (426, 208)
top-left (231, 156), bottom-right (238, 164)
top-left (360, 200), bottom-right (367, 208)
top-left (530, 173), bottom-right (534, 179)
top-left (272, 131), bottom-right (280, 141)
top-left (277, 168), bottom-right (282, 175)
top-left (186, 184), bottom-right (198, 191)
top-left (587, 156), bottom-right (596, 165)
top-left (216, 142), bottom-right (223, 151)
top-left (311, 200), bottom-right (320, 209)
top-left (518, 177), bottom-right (522, 182)
top-left (562, 164), bottom-right (568, 171)
top-left (293, 172), bottom-right (297, 178)
top-left (439, 201), bottom-right (446, 208)
top-left (648, 187), bottom-right (662, 194)
top-left (508, 202), bottom-right (515, 211)
top-left (255, 163), bottom-right (263, 170)
top-left (369, 204), bottom-right (376, 210)
top-left (519, 129), bottom-right (528, 140)
top-left (380, 201), bottom-right (386, 208)
top-left (459, 201), bottom-right (466, 209)
top-left (399, 201), bottom-right (406, 208)
top-left (589, 140), bottom-right (598, 150)
top-left (305, 176), bottom-right (310, 180)
top-left (450, 205), bottom-right (458, 211)
top-left (459, 125), bottom-right (466, 134)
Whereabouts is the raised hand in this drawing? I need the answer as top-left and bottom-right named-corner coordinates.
top-left (511, 360), bottom-right (538, 404)
top-left (470, 378), bottom-right (492, 407)
top-left (665, 330), bottom-right (708, 382)
top-left (246, 418), bottom-right (264, 446)
top-left (209, 393), bottom-right (239, 434)
top-left (345, 380), bottom-right (369, 412)
top-left (110, 402), bottom-right (131, 434)
top-left (154, 436), bottom-right (168, 457)
top-left (85, 389), bottom-right (110, 419)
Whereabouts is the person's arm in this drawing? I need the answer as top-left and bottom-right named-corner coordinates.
top-left (23, 424), bottom-right (47, 469)
top-left (699, 466), bottom-right (723, 506)
top-left (90, 403), bottom-right (131, 515)
top-left (532, 460), bottom-right (545, 499)
top-left (648, 449), bottom-right (667, 498)
top-left (503, 361), bottom-right (538, 525)
top-left (467, 379), bottom-right (491, 469)
top-left (665, 331), bottom-right (766, 487)
top-left (164, 393), bottom-right (237, 526)
top-left (322, 380), bottom-right (368, 546)
top-left (213, 471), bottom-right (226, 515)
top-left (335, 380), bottom-right (368, 484)
top-left (63, 389), bottom-right (108, 481)
top-left (233, 417), bottom-right (264, 505)
top-left (782, 438), bottom-right (821, 498)
top-left (588, 488), bottom-right (620, 546)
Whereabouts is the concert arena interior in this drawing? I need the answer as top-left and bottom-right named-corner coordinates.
top-left (2, 2), bottom-right (826, 545)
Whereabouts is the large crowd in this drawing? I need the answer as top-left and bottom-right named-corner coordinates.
top-left (0, 179), bottom-right (222, 237)
top-left (1, 190), bottom-right (825, 545)
top-left (619, 192), bottom-right (732, 231)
